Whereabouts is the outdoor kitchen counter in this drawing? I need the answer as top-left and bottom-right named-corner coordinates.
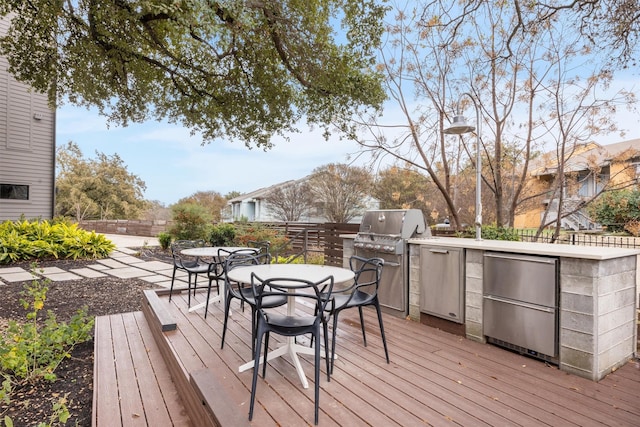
top-left (408, 236), bottom-right (640, 259)
top-left (406, 237), bottom-right (639, 381)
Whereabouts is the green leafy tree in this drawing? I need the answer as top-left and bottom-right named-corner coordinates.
top-left (588, 190), bottom-right (640, 232)
top-left (308, 163), bottom-right (373, 223)
top-left (169, 202), bottom-right (211, 240)
top-left (55, 142), bottom-right (147, 221)
top-left (176, 191), bottom-right (227, 223)
top-left (0, 1), bottom-right (387, 148)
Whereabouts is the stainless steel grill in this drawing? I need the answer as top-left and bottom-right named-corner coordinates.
top-left (353, 209), bottom-right (429, 317)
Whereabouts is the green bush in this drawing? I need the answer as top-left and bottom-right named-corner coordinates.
top-left (588, 190), bottom-right (640, 232)
top-left (459, 224), bottom-right (520, 241)
top-left (208, 223), bottom-right (236, 246)
top-left (273, 252), bottom-right (325, 265)
top-left (0, 219), bottom-right (115, 264)
top-left (168, 203), bottom-right (211, 240)
top-left (157, 232), bottom-right (172, 250)
top-left (233, 223), bottom-right (290, 252)
top-left (0, 267), bottom-right (93, 425)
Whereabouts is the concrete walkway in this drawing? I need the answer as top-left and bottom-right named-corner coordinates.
top-left (0, 234), bottom-right (184, 289)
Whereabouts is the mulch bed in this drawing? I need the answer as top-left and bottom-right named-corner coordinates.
top-left (0, 247), bottom-right (173, 427)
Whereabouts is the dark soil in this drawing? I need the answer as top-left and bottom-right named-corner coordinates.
top-left (0, 247), bottom-right (173, 427)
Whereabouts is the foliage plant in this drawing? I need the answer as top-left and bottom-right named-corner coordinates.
top-left (273, 252), bottom-right (325, 265)
top-left (157, 232), bottom-right (172, 250)
top-left (54, 141), bottom-right (147, 221)
top-left (233, 222), bottom-right (290, 253)
top-left (208, 223), bottom-right (236, 247)
top-left (0, 266), bottom-right (94, 426)
top-left (459, 224), bottom-right (521, 241)
top-left (168, 203), bottom-right (212, 240)
top-left (0, 2), bottom-right (387, 149)
top-left (0, 219), bottom-right (115, 264)
top-left (587, 190), bottom-right (640, 233)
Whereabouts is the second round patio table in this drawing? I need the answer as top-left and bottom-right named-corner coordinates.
top-left (226, 263), bottom-right (355, 389)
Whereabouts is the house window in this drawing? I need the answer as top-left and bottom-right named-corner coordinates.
top-left (0, 184), bottom-right (29, 200)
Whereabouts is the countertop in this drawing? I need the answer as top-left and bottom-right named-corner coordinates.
top-left (408, 236), bottom-right (640, 260)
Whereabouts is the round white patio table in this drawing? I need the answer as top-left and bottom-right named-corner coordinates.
top-left (227, 263), bottom-right (354, 389)
top-left (180, 246), bottom-right (256, 313)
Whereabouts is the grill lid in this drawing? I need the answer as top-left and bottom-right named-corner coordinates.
top-left (357, 209), bottom-right (427, 239)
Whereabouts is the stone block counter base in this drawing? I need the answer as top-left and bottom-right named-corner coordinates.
top-left (407, 237), bottom-right (639, 382)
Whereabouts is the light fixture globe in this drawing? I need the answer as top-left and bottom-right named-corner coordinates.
top-left (443, 114), bottom-right (475, 135)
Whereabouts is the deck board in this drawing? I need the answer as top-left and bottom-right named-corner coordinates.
top-left (93, 313), bottom-right (193, 426)
top-left (95, 287), bottom-right (640, 426)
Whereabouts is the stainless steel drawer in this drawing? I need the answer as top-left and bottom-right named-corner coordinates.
top-left (483, 295), bottom-right (557, 357)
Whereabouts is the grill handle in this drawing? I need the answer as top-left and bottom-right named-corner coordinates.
top-left (383, 261), bottom-right (401, 267)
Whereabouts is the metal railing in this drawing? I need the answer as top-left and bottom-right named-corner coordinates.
top-left (518, 230), bottom-right (640, 248)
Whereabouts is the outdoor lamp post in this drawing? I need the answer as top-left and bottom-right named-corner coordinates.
top-left (443, 93), bottom-right (482, 241)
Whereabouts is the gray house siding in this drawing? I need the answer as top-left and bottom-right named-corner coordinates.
top-left (0, 17), bottom-right (55, 220)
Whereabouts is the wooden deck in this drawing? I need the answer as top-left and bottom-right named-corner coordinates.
top-left (94, 287), bottom-right (640, 426)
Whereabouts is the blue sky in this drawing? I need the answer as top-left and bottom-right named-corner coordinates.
top-left (56, 78), bottom-right (640, 207)
top-left (56, 105), bottom-right (369, 206)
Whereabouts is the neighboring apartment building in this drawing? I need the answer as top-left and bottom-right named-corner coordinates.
top-left (515, 138), bottom-right (640, 230)
top-left (0, 17), bottom-right (56, 221)
top-left (222, 176), bottom-right (377, 223)
top-left (222, 178), bottom-right (328, 223)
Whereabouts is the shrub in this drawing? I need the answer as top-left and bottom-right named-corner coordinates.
top-left (588, 190), bottom-right (640, 232)
top-left (157, 232), bottom-right (172, 250)
top-left (233, 223), bottom-right (290, 252)
top-left (0, 219), bottom-right (115, 264)
top-left (208, 223), bottom-right (236, 246)
top-left (459, 224), bottom-right (520, 241)
top-left (0, 266), bottom-right (93, 425)
top-left (168, 203), bottom-right (211, 240)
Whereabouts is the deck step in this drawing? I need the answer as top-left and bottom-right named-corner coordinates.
top-left (92, 312), bottom-right (193, 427)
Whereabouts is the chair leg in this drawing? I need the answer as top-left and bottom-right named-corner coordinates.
top-left (220, 292), bottom-right (233, 349)
top-left (262, 332), bottom-right (270, 378)
top-left (374, 300), bottom-right (390, 363)
top-left (330, 311), bottom-right (341, 375)
top-left (249, 320), bottom-right (265, 421)
top-left (169, 267), bottom-right (177, 302)
top-left (250, 307), bottom-right (257, 354)
top-left (358, 306), bottom-right (367, 346)
top-left (186, 273), bottom-right (192, 307)
top-left (314, 327), bottom-right (320, 425)
top-left (322, 319), bottom-right (331, 382)
top-left (204, 278), bottom-right (214, 319)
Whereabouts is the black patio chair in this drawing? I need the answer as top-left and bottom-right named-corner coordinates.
top-left (220, 250), bottom-right (286, 353)
top-left (324, 255), bottom-right (388, 374)
top-left (248, 273), bottom-right (334, 425)
top-left (169, 239), bottom-right (209, 307)
top-left (247, 240), bottom-right (271, 257)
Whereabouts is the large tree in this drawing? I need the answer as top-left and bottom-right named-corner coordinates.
top-left (432, 0), bottom-right (640, 67)
top-left (56, 141), bottom-right (147, 220)
top-left (345, 1), bottom-right (635, 232)
top-left (263, 180), bottom-right (315, 221)
top-left (372, 166), bottom-right (437, 222)
top-left (176, 190), bottom-right (227, 222)
top-left (308, 163), bottom-right (373, 223)
top-left (0, 1), bottom-right (387, 148)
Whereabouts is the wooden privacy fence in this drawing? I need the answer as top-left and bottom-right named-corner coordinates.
top-left (80, 219), bottom-right (360, 266)
top-left (256, 222), bottom-right (359, 266)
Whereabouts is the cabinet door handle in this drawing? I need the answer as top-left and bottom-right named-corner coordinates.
top-left (429, 249), bottom-right (449, 254)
